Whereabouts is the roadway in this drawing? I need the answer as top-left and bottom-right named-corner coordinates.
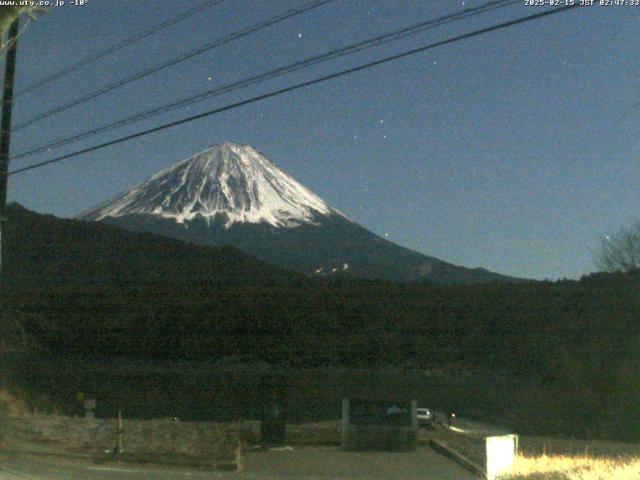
top-left (1, 445), bottom-right (479, 479)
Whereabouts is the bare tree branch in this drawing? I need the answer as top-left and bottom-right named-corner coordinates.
top-left (596, 221), bottom-right (640, 273)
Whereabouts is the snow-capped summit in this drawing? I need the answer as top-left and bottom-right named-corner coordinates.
top-left (81, 142), bottom-right (338, 228)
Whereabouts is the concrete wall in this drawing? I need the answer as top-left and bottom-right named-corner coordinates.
top-left (341, 399), bottom-right (418, 451)
top-left (486, 434), bottom-right (518, 480)
top-left (343, 424), bottom-right (418, 451)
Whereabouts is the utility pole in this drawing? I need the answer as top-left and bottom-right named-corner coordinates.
top-left (0, 19), bottom-right (18, 404)
top-left (0, 17), bottom-right (19, 289)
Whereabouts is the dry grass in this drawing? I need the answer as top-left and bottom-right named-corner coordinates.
top-left (0, 388), bottom-right (30, 417)
top-left (499, 454), bottom-right (640, 480)
top-left (519, 436), bottom-right (640, 459)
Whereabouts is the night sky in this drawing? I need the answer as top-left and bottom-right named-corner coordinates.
top-left (5, 0), bottom-right (639, 280)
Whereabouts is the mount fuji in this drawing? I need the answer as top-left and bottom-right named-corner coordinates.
top-left (80, 142), bottom-right (515, 284)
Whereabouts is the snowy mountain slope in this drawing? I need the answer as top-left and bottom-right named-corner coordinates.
top-left (81, 142), bottom-right (339, 228)
top-left (80, 142), bottom-right (518, 284)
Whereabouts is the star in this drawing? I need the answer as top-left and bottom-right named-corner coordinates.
top-left (383, 135), bottom-right (387, 139)
top-left (207, 76), bottom-right (213, 81)
top-left (379, 119), bottom-right (384, 124)
top-left (297, 33), bottom-right (303, 38)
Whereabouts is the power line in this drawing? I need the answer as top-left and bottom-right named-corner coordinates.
top-left (11, 0), bottom-right (334, 131)
top-left (8, 4), bottom-right (580, 177)
top-left (11, 0), bottom-right (520, 163)
top-left (14, 0), bottom-right (225, 98)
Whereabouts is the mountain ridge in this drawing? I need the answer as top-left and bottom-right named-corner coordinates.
top-left (80, 142), bottom-right (520, 284)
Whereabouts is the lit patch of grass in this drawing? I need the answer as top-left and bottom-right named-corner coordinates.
top-left (0, 388), bottom-right (30, 417)
top-left (499, 454), bottom-right (640, 480)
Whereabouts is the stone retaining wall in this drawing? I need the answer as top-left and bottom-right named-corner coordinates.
top-left (5, 413), bottom-right (344, 455)
top-left (5, 413), bottom-right (259, 460)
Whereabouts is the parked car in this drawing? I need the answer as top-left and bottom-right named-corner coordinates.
top-left (416, 408), bottom-right (435, 429)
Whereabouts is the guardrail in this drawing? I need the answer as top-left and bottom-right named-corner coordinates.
top-left (430, 419), bottom-right (517, 480)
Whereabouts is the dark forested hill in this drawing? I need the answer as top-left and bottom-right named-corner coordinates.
top-left (4, 203), bottom-right (640, 371)
top-left (4, 204), bottom-right (640, 441)
top-left (4, 202), bottom-right (299, 288)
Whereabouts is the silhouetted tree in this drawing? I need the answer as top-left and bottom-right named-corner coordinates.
top-left (596, 221), bottom-right (640, 273)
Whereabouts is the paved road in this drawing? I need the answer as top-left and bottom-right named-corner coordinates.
top-left (1, 446), bottom-right (479, 479)
top-left (2, 454), bottom-right (214, 480)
